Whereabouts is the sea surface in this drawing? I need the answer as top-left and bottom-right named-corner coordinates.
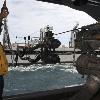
top-left (4, 64), bottom-right (86, 96)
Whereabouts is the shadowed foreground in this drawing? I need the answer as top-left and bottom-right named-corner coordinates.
top-left (3, 85), bottom-right (100, 100)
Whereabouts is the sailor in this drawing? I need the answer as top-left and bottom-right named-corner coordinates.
top-left (69, 23), bottom-right (100, 100)
top-left (0, 2), bottom-right (9, 100)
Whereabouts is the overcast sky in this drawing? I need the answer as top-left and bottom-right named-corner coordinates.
top-left (0, 0), bottom-right (96, 46)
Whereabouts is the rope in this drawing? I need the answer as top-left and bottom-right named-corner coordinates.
top-left (88, 0), bottom-right (100, 7)
top-left (54, 28), bottom-right (81, 36)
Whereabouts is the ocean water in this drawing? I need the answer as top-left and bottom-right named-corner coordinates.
top-left (4, 64), bottom-right (85, 96)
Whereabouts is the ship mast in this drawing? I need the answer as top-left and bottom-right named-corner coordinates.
top-left (69, 22), bottom-right (79, 48)
top-left (2, 0), bottom-right (11, 49)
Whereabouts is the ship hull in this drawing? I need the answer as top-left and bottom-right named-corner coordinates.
top-left (3, 85), bottom-right (100, 100)
top-left (4, 85), bottom-right (82, 100)
top-left (6, 54), bottom-right (80, 66)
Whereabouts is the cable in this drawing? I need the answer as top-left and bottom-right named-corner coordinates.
top-left (54, 28), bottom-right (81, 35)
top-left (88, 0), bottom-right (100, 7)
top-left (88, 0), bottom-right (100, 4)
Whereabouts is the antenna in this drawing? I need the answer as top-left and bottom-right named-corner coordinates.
top-left (1, 0), bottom-right (6, 10)
top-left (1, 0), bottom-right (8, 15)
top-left (69, 22), bottom-right (79, 48)
top-left (4, 0), bottom-right (6, 7)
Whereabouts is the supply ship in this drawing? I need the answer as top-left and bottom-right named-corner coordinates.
top-left (4, 20), bottom-right (81, 66)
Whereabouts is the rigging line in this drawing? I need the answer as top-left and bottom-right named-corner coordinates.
top-left (88, 3), bottom-right (100, 7)
top-left (88, 0), bottom-right (100, 4)
top-left (88, 0), bottom-right (100, 6)
top-left (54, 28), bottom-right (81, 35)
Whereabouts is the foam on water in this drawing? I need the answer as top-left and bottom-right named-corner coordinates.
top-left (8, 64), bottom-right (78, 73)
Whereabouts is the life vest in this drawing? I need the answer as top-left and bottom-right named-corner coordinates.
top-left (0, 44), bottom-right (8, 75)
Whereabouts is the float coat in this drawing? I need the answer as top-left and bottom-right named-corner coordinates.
top-left (0, 44), bottom-right (8, 75)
